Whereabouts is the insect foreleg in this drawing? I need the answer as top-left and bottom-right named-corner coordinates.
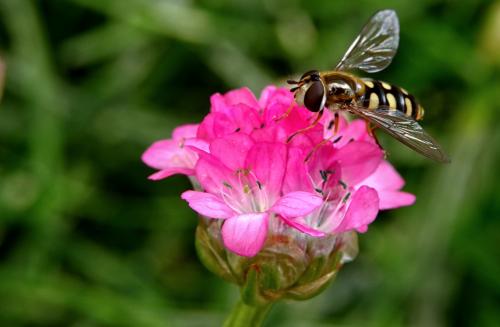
top-left (273, 101), bottom-right (294, 122)
top-left (286, 109), bottom-right (324, 143)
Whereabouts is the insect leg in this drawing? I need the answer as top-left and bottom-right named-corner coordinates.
top-left (305, 112), bottom-right (342, 162)
top-left (366, 121), bottom-right (387, 158)
top-left (334, 112), bottom-right (340, 134)
top-left (273, 101), bottom-right (294, 122)
top-left (287, 109), bottom-right (324, 143)
top-left (305, 135), bottom-right (335, 162)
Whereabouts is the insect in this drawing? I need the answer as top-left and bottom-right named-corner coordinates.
top-left (287, 9), bottom-right (450, 163)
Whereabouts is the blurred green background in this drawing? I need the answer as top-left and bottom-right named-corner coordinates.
top-left (0, 0), bottom-right (499, 326)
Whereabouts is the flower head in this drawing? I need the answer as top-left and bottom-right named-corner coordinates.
top-left (143, 85), bottom-right (415, 303)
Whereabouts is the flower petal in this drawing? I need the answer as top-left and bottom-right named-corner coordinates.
top-left (327, 119), bottom-right (374, 147)
top-left (245, 142), bottom-right (287, 198)
top-left (210, 88), bottom-right (259, 115)
top-left (197, 112), bottom-right (236, 141)
top-left (210, 134), bottom-right (254, 170)
top-left (334, 186), bottom-right (379, 233)
top-left (181, 191), bottom-right (235, 219)
top-left (148, 167), bottom-right (194, 180)
top-left (259, 85), bottom-right (287, 108)
top-left (378, 191), bottom-right (416, 210)
top-left (172, 124), bottom-right (199, 140)
top-left (272, 191), bottom-right (323, 218)
top-left (222, 213), bottom-right (269, 257)
top-left (282, 147), bottom-right (313, 193)
top-left (362, 160), bottom-right (405, 191)
top-left (332, 141), bottom-right (383, 185)
top-left (195, 153), bottom-right (236, 194)
top-left (184, 138), bottom-right (210, 153)
top-left (141, 140), bottom-right (178, 170)
top-left (224, 87), bottom-right (260, 109)
top-left (279, 215), bottom-right (326, 237)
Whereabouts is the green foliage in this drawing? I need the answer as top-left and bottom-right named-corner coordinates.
top-left (0, 0), bottom-right (499, 326)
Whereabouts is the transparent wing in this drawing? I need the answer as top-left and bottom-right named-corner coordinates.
top-left (335, 9), bottom-right (399, 73)
top-left (348, 105), bottom-right (450, 163)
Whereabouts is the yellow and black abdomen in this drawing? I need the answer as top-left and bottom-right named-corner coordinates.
top-left (359, 78), bottom-right (424, 120)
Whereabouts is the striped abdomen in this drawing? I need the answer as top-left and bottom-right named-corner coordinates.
top-left (358, 78), bottom-right (424, 120)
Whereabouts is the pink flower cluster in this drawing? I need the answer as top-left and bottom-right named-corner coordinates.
top-left (142, 86), bottom-right (415, 257)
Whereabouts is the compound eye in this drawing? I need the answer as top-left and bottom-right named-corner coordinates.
top-left (300, 69), bottom-right (320, 81)
top-left (304, 80), bottom-right (325, 112)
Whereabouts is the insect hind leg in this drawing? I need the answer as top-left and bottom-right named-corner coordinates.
top-left (366, 122), bottom-right (388, 158)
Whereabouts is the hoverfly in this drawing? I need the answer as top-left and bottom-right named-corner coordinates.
top-left (287, 9), bottom-right (450, 163)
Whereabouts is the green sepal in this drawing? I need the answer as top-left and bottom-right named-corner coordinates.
top-left (240, 265), bottom-right (268, 306)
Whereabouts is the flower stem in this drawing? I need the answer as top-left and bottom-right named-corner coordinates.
top-left (223, 299), bottom-right (273, 327)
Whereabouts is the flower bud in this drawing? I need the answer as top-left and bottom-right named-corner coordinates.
top-left (195, 216), bottom-right (358, 305)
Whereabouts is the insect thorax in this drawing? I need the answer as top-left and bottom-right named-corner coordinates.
top-left (322, 71), bottom-right (364, 106)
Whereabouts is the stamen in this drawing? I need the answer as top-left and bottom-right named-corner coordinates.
top-left (333, 135), bottom-right (343, 143)
top-left (342, 192), bottom-right (351, 204)
top-left (327, 119), bottom-right (335, 130)
top-left (320, 170), bottom-right (328, 183)
top-left (339, 180), bottom-right (347, 189)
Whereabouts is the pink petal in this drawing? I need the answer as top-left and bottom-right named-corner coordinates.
top-left (334, 186), bottom-right (379, 233)
top-left (272, 191), bottom-right (323, 218)
top-left (148, 167), bottom-right (194, 180)
top-left (225, 103), bottom-right (262, 134)
top-left (184, 138), bottom-right (210, 153)
top-left (222, 213), bottom-right (269, 257)
top-left (195, 153), bottom-right (236, 194)
top-left (198, 105), bottom-right (261, 141)
top-left (279, 216), bottom-right (326, 237)
top-left (332, 141), bottom-right (383, 185)
top-left (282, 147), bottom-right (313, 193)
top-left (142, 140), bottom-right (178, 169)
top-left (210, 134), bottom-right (254, 170)
top-left (210, 88), bottom-right (260, 114)
top-left (172, 124), bottom-right (199, 140)
top-left (245, 142), bottom-right (287, 197)
top-left (181, 191), bottom-right (235, 219)
top-left (328, 119), bottom-right (374, 147)
top-left (210, 93), bottom-right (231, 114)
top-left (224, 87), bottom-right (260, 109)
top-left (362, 161), bottom-right (405, 191)
top-left (197, 112), bottom-right (236, 141)
top-left (259, 86), bottom-right (294, 121)
top-left (321, 110), bottom-right (348, 139)
top-left (259, 85), bottom-right (281, 108)
top-left (251, 124), bottom-right (289, 144)
top-left (305, 144), bottom-right (341, 188)
top-left (378, 191), bottom-right (416, 210)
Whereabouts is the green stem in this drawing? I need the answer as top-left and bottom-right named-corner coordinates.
top-left (223, 299), bottom-right (273, 327)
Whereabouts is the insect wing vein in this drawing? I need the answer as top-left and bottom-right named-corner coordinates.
top-left (347, 105), bottom-right (450, 163)
top-left (335, 9), bottom-right (400, 73)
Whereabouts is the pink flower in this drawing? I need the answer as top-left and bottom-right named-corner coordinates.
top-left (142, 124), bottom-right (207, 180)
top-left (181, 134), bottom-right (322, 257)
top-left (360, 160), bottom-right (416, 210)
top-left (143, 86), bottom-right (416, 257)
